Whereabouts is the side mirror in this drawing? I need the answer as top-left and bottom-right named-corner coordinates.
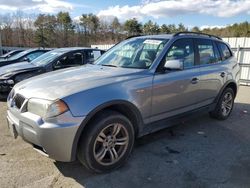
top-left (164, 59), bottom-right (183, 70)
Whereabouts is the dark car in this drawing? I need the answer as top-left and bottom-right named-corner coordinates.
top-left (0, 50), bottom-right (24, 61)
top-left (0, 49), bottom-right (49, 67)
top-left (0, 47), bottom-right (105, 95)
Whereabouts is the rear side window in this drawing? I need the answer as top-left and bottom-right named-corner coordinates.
top-left (218, 42), bottom-right (232, 60)
top-left (86, 50), bottom-right (102, 64)
top-left (93, 50), bottom-right (102, 60)
top-left (196, 39), bottom-right (220, 65)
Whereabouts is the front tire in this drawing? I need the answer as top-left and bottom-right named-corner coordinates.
top-left (77, 110), bottom-right (135, 173)
top-left (209, 87), bottom-right (235, 120)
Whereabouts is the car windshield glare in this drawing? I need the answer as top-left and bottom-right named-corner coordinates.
top-left (7, 50), bottom-right (30, 60)
top-left (31, 51), bottom-right (62, 66)
top-left (95, 38), bottom-right (168, 69)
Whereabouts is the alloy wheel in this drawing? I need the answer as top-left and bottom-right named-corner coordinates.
top-left (221, 92), bottom-right (233, 117)
top-left (93, 123), bottom-right (129, 166)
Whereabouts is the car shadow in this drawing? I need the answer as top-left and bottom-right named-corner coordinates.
top-left (54, 102), bottom-right (250, 188)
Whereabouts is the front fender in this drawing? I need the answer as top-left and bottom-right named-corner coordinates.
top-left (69, 99), bottom-right (144, 161)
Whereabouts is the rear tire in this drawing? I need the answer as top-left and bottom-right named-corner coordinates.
top-left (77, 110), bottom-right (135, 173)
top-left (209, 87), bottom-right (235, 120)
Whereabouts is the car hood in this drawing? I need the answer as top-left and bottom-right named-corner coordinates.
top-left (0, 62), bottom-right (39, 78)
top-left (14, 64), bottom-right (148, 100)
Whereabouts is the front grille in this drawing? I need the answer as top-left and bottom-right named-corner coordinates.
top-left (14, 94), bottom-right (26, 109)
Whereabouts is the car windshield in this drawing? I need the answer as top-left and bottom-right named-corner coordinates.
top-left (31, 51), bottom-right (63, 66)
top-left (7, 50), bottom-right (31, 60)
top-left (95, 38), bottom-right (168, 69)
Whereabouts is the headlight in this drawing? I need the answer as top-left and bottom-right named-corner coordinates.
top-left (0, 79), bottom-right (14, 85)
top-left (5, 79), bottom-right (14, 85)
top-left (27, 98), bottom-right (69, 118)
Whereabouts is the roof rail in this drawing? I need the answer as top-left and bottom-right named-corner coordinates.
top-left (125, 34), bottom-right (144, 40)
top-left (173, 32), bottom-right (222, 40)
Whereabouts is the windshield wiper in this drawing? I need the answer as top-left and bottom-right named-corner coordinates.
top-left (101, 64), bottom-right (118, 68)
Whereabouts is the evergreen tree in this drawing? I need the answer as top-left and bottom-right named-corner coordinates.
top-left (124, 18), bottom-right (142, 36)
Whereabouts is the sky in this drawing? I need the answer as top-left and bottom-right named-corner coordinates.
top-left (0, 0), bottom-right (250, 29)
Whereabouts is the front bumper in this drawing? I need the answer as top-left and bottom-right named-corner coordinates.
top-left (7, 105), bottom-right (85, 162)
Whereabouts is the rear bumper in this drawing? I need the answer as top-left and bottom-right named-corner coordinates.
top-left (7, 107), bottom-right (85, 162)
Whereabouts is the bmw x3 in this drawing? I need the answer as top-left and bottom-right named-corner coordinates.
top-left (7, 32), bottom-right (240, 172)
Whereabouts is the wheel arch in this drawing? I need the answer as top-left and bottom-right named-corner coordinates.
top-left (226, 82), bottom-right (237, 97)
top-left (70, 100), bottom-right (144, 161)
top-left (215, 80), bottom-right (238, 103)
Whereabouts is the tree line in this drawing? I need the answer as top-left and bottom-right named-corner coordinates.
top-left (0, 11), bottom-right (250, 48)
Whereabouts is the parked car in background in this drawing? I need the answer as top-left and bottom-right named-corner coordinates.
top-left (0, 50), bottom-right (24, 61)
top-left (0, 47), bottom-right (105, 95)
top-left (6, 32), bottom-right (240, 173)
top-left (0, 49), bottom-right (49, 67)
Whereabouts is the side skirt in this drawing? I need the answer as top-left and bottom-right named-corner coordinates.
top-left (138, 103), bottom-right (216, 137)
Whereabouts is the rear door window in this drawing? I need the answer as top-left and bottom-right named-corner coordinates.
top-left (195, 39), bottom-right (220, 65)
top-left (54, 52), bottom-right (83, 69)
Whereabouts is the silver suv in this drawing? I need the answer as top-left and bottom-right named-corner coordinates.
top-left (6, 32), bottom-right (240, 173)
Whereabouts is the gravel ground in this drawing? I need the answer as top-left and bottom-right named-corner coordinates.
top-left (0, 86), bottom-right (250, 188)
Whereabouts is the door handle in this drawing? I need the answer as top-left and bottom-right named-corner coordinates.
top-left (191, 77), bottom-right (199, 84)
top-left (220, 72), bottom-right (226, 78)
